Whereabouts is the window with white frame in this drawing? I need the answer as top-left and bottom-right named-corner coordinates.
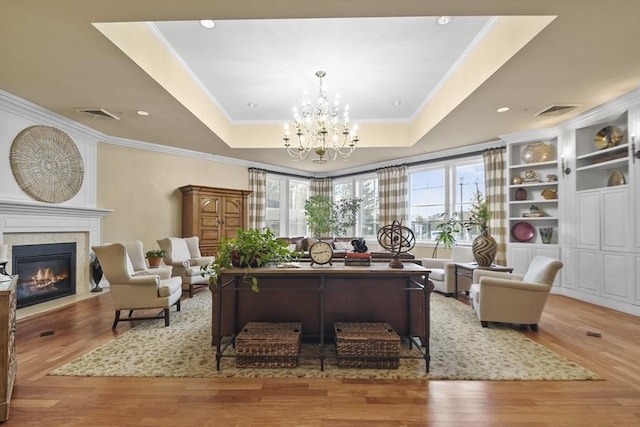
top-left (408, 158), bottom-right (484, 243)
top-left (266, 175), bottom-right (309, 237)
top-left (333, 174), bottom-right (378, 239)
top-left (266, 157), bottom-right (481, 241)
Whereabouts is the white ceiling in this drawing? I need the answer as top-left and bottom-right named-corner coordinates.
top-left (152, 16), bottom-right (492, 123)
top-left (0, 1), bottom-right (639, 175)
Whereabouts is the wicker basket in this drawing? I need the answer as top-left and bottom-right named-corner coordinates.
top-left (334, 322), bottom-right (400, 369)
top-left (235, 322), bottom-right (302, 368)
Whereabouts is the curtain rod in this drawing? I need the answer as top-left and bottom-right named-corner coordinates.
top-left (333, 145), bottom-right (506, 179)
top-left (255, 145), bottom-right (506, 180)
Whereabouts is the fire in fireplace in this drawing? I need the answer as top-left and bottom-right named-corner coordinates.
top-left (12, 243), bottom-right (76, 308)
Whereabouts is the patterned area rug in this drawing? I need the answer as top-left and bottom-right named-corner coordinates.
top-left (49, 290), bottom-right (598, 380)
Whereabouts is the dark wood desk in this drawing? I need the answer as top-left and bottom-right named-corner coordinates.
top-left (453, 262), bottom-right (514, 298)
top-left (212, 264), bottom-right (433, 371)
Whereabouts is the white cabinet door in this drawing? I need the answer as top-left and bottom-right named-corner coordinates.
top-left (508, 245), bottom-right (533, 275)
top-left (601, 187), bottom-right (631, 252)
top-left (577, 191), bottom-right (600, 250)
top-left (636, 256), bottom-right (640, 304)
top-left (602, 253), bottom-right (634, 301)
top-left (577, 250), bottom-right (601, 294)
top-left (561, 248), bottom-right (578, 290)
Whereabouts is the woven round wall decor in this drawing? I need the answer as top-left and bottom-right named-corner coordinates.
top-left (10, 125), bottom-right (84, 203)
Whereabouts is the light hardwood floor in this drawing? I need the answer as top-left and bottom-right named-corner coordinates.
top-left (5, 289), bottom-right (639, 426)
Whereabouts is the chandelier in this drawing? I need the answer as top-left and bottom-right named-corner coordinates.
top-left (283, 71), bottom-right (359, 163)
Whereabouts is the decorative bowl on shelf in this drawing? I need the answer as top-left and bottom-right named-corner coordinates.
top-left (521, 142), bottom-right (554, 164)
top-left (523, 170), bottom-right (540, 182)
top-left (594, 126), bottom-right (623, 150)
top-left (607, 170), bottom-right (626, 186)
top-left (539, 227), bottom-right (554, 244)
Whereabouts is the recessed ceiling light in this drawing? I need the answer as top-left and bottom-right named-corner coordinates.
top-left (391, 100), bottom-right (402, 107)
top-left (436, 16), bottom-right (453, 25)
top-left (136, 110), bottom-right (149, 116)
top-left (247, 103), bottom-right (258, 109)
top-left (496, 107), bottom-right (510, 113)
top-left (200, 20), bottom-right (215, 29)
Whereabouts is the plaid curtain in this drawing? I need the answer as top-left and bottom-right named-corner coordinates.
top-left (310, 177), bottom-right (333, 199)
top-left (377, 165), bottom-right (408, 227)
top-left (248, 168), bottom-right (266, 231)
top-left (482, 148), bottom-right (507, 265)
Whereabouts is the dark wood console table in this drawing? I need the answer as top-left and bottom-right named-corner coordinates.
top-left (211, 264), bottom-right (433, 371)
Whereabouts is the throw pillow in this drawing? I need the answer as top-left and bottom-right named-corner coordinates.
top-left (334, 241), bottom-right (353, 251)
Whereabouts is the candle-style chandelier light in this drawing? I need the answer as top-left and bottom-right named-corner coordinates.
top-left (283, 71), bottom-right (359, 164)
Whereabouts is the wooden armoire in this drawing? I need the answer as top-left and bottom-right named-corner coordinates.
top-left (179, 185), bottom-right (251, 257)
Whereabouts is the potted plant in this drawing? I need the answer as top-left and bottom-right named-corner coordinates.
top-left (432, 212), bottom-right (462, 258)
top-left (304, 195), bottom-right (362, 237)
top-left (201, 228), bottom-right (299, 292)
top-left (145, 249), bottom-right (166, 268)
top-left (463, 186), bottom-right (496, 266)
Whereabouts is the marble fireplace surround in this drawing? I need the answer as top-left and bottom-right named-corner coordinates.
top-left (0, 200), bottom-right (111, 319)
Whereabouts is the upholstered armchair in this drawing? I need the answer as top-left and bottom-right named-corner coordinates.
top-left (122, 240), bottom-right (172, 278)
top-left (469, 256), bottom-right (563, 330)
top-left (421, 246), bottom-right (475, 295)
top-left (157, 236), bottom-right (214, 297)
top-left (92, 243), bottom-right (182, 329)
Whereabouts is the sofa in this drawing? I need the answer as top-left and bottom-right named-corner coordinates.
top-left (277, 236), bottom-right (417, 262)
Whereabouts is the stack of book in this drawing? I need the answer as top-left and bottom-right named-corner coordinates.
top-left (344, 252), bottom-right (371, 266)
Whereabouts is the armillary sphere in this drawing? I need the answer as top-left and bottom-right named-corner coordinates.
top-left (376, 220), bottom-right (416, 269)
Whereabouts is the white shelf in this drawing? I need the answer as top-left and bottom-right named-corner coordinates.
top-left (509, 160), bottom-right (557, 170)
top-left (576, 143), bottom-right (629, 161)
top-left (576, 156), bottom-right (628, 172)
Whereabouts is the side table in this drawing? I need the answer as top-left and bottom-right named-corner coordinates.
top-left (453, 262), bottom-right (513, 299)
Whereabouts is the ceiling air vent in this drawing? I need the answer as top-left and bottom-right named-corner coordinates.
top-left (75, 108), bottom-right (120, 120)
top-left (534, 104), bottom-right (579, 117)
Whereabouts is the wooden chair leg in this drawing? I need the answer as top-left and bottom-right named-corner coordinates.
top-left (128, 310), bottom-right (134, 317)
top-left (176, 299), bottom-right (181, 312)
top-left (164, 308), bottom-right (170, 326)
top-left (481, 321), bottom-right (489, 328)
top-left (112, 311), bottom-right (121, 329)
top-left (189, 284), bottom-right (193, 298)
top-left (529, 324), bottom-right (539, 331)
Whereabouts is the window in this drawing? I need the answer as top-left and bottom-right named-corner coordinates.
top-left (265, 156), bottom-right (481, 242)
top-left (409, 158), bottom-right (484, 243)
top-left (333, 174), bottom-right (378, 239)
top-left (266, 175), bottom-right (309, 236)
top-left (409, 167), bottom-right (445, 241)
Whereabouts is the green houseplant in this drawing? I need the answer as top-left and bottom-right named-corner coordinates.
top-left (304, 195), bottom-right (362, 237)
top-left (432, 212), bottom-right (462, 258)
top-left (201, 228), bottom-right (299, 292)
top-left (145, 249), bottom-right (166, 268)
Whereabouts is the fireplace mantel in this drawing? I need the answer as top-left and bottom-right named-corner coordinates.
top-left (0, 200), bottom-right (111, 219)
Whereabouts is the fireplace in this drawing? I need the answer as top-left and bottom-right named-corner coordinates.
top-left (13, 243), bottom-right (76, 308)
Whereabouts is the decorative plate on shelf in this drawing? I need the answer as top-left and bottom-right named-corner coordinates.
top-left (511, 222), bottom-right (535, 242)
top-left (594, 126), bottom-right (623, 150)
top-left (10, 125), bottom-right (84, 203)
top-left (521, 142), bottom-right (554, 164)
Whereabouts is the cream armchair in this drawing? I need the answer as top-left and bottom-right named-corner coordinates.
top-left (92, 243), bottom-right (182, 329)
top-left (469, 256), bottom-right (563, 331)
top-left (122, 240), bottom-right (172, 278)
top-left (157, 236), bottom-right (214, 297)
top-left (421, 246), bottom-right (475, 295)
